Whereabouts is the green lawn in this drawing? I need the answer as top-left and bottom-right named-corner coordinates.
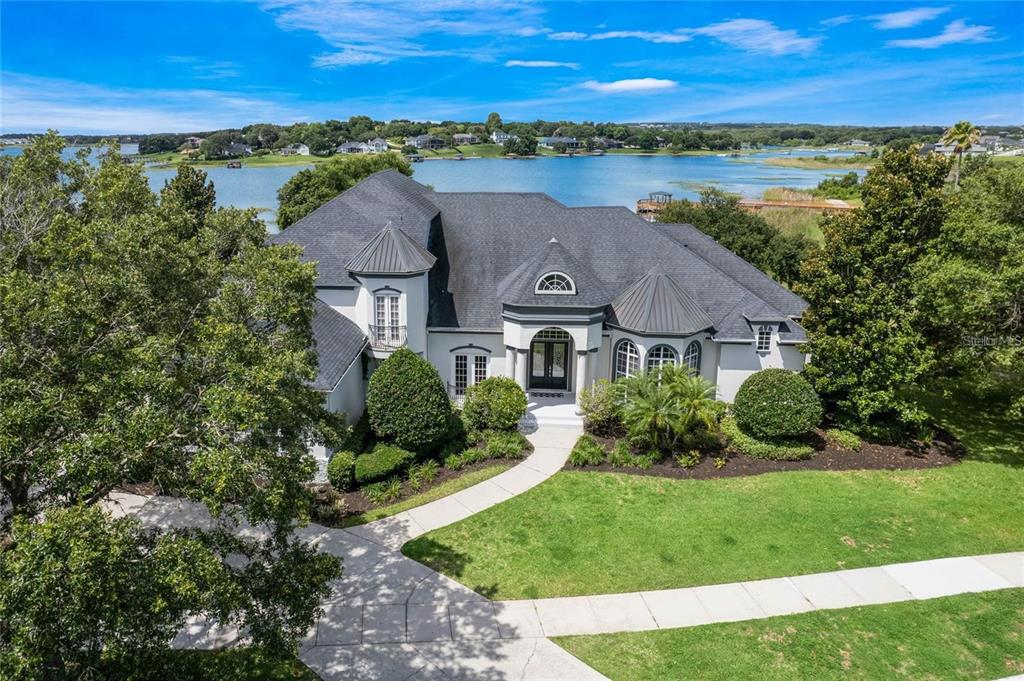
top-left (402, 393), bottom-right (1024, 599)
top-left (137, 152), bottom-right (322, 168)
top-left (556, 589), bottom-right (1024, 681)
top-left (341, 463), bottom-right (511, 527)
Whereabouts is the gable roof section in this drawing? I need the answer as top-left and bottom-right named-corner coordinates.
top-left (310, 298), bottom-right (366, 391)
top-left (271, 170), bottom-right (438, 286)
top-left (346, 222), bottom-right (437, 275)
top-left (497, 237), bottom-right (609, 306)
top-left (609, 266), bottom-right (714, 335)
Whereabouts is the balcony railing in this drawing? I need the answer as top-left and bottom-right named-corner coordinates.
top-left (368, 325), bottom-right (407, 351)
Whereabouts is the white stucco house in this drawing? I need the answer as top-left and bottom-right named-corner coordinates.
top-left (273, 170), bottom-right (808, 441)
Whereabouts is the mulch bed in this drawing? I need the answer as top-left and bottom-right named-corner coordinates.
top-left (335, 458), bottom-right (520, 515)
top-left (569, 428), bottom-right (965, 481)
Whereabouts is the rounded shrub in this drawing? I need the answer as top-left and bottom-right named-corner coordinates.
top-left (326, 450), bottom-right (357, 491)
top-left (732, 369), bottom-right (822, 439)
top-left (366, 348), bottom-right (451, 451)
top-left (462, 377), bottom-right (527, 431)
top-left (354, 444), bottom-right (415, 485)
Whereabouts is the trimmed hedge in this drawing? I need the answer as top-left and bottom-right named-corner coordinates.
top-left (569, 435), bottom-right (606, 467)
top-left (721, 417), bottom-right (814, 461)
top-left (366, 348), bottom-right (451, 451)
top-left (462, 377), bottom-right (528, 431)
top-left (326, 450), bottom-right (357, 491)
top-left (732, 369), bottom-right (823, 439)
top-left (354, 444), bottom-right (415, 485)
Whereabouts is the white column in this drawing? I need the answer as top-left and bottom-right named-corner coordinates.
top-left (515, 349), bottom-right (529, 391)
top-left (575, 351), bottom-right (589, 407)
top-left (505, 346), bottom-right (516, 378)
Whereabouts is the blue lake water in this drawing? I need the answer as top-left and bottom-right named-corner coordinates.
top-left (3, 144), bottom-right (860, 230)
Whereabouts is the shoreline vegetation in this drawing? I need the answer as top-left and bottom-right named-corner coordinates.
top-left (756, 155), bottom-right (877, 169)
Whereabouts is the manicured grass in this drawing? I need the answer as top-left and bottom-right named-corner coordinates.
top-left (137, 152), bottom-right (322, 168)
top-left (555, 589), bottom-right (1024, 681)
top-left (402, 393), bottom-right (1024, 599)
top-left (341, 463), bottom-right (511, 527)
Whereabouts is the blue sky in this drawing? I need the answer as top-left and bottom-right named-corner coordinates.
top-left (2, 1), bottom-right (1022, 133)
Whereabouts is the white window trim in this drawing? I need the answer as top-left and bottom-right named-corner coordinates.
top-left (645, 344), bottom-right (678, 372)
top-left (683, 340), bottom-right (702, 372)
top-left (534, 271), bottom-right (577, 295)
top-left (613, 339), bottom-right (640, 379)
top-left (452, 352), bottom-right (489, 393)
top-left (756, 325), bottom-right (773, 353)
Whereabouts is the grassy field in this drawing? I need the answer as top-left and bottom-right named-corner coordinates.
top-left (760, 156), bottom-right (875, 170)
top-left (341, 464), bottom-right (511, 527)
top-left (420, 144), bottom-right (507, 158)
top-left (137, 152), bottom-right (322, 168)
top-left (759, 207), bottom-right (825, 243)
top-left (402, 392), bottom-right (1024, 600)
top-left (556, 589), bottom-right (1024, 680)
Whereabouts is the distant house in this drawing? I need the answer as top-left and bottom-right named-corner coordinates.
top-left (281, 142), bottom-right (311, 156)
top-left (927, 142), bottom-right (990, 157)
top-left (591, 136), bottom-right (623, 149)
top-left (224, 142), bottom-right (252, 157)
top-left (490, 131), bottom-right (518, 145)
top-left (337, 141), bottom-right (371, 154)
top-left (367, 137), bottom-right (390, 153)
top-left (538, 136), bottom-right (584, 150)
top-left (406, 135), bottom-right (446, 150)
top-left (845, 139), bottom-right (871, 147)
top-left (452, 133), bottom-right (479, 146)
top-left (184, 136), bottom-right (204, 149)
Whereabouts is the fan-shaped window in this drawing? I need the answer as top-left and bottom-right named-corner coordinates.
top-left (683, 341), bottom-right (702, 373)
top-left (535, 272), bottom-right (576, 295)
top-left (614, 339), bottom-right (640, 379)
top-left (646, 345), bottom-right (678, 372)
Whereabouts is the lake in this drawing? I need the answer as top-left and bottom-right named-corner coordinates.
top-left (3, 144), bottom-right (860, 230)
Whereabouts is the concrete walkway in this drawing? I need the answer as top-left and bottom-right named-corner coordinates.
top-left (113, 420), bottom-right (1024, 681)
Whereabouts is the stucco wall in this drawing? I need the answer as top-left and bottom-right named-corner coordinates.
top-left (316, 272), bottom-right (429, 355)
top-left (598, 329), bottom-right (717, 386)
top-left (426, 331), bottom-right (506, 390)
top-left (715, 324), bottom-right (807, 402)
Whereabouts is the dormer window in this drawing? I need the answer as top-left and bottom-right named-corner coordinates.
top-left (756, 325), bottom-right (773, 352)
top-left (535, 272), bottom-right (576, 295)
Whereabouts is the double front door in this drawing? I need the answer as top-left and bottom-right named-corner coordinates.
top-left (529, 339), bottom-right (570, 391)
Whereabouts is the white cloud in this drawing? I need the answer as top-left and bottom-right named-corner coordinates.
top-left (262, 0), bottom-right (544, 67)
top-left (580, 78), bottom-right (678, 94)
top-left (513, 27), bottom-right (550, 37)
top-left (588, 30), bottom-right (691, 44)
top-left (505, 60), bottom-right (579, 70)
top-left (871, 6), bottom-right (949, 29)
top-left (887, 19), bottom-right (996, 48)
top-left (821, 15), bottom-right (855, 27)
top-left (693, 19), bottom-right (821, 56)
top-left (548, 31), bottom-right (586, 41)
top-left (164, 56), bottom-right (240, 80)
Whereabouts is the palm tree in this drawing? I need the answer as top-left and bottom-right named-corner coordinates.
top-left (942, 120), bottom-right (980, 189)
top-left (612, 365), bottom-right (719, 453)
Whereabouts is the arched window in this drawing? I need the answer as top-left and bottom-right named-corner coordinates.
top-left (683, 341), bottom-right (702, 373)
top-left (646, 345), bottom-right (678, 372)
top-left (614, 339), bottom-right (640, 379)
top-left (535, 272), bottom-right (576, 295)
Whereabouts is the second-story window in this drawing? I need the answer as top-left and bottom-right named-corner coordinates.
top-left (756, 325), bottom-right (772, 352)
top-left (375, 293), bottom-right (401, 344)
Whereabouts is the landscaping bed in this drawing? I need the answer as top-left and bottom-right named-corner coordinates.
top-left (569, 427), bottom-right (962, 480)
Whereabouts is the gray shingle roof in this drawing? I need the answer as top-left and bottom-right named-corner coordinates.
top-left (310, 298), bottom-right (366, 390)
top-left (609, 266), bottom-right (714, 335)
top-left (346, 222), bottom-right (437, 275)
top-left (277, 171), bottom-right (809, 343)
top-left (497, 237), bottom-right (609, 306)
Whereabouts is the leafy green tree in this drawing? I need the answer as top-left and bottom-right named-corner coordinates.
top-left (657, 188), bottom-right (810, 286)
top-left (485, 112), bottom-right (503, 131)
top-left (365, 348), bottom-right (451, 451)
top-left (138, 134), bottom-right (184, 155)
top-left (913, 161), bottom-right (1024, 417)
top-left (637, 131), bottom-right (659, 151)
top-left (199, 131), bottom-right (236, 159)
top-left (504, 135), bottom-right (537, 156)
top-left (0, 134), bottom-right (343, 677)
top-left (941, 120), bottom-right (980, 189)
top-left (798, 150), bottom-right (950, 434)
top-left (276, 152), bottom-right (412, 228)
top-left (552, 141), bottom-right (568, 154)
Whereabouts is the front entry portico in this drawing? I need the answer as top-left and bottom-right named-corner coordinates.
top-left (529, 328), bottom-right (572, 391)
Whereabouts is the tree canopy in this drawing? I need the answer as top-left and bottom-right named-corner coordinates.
top-left (0, 134), bottom-right (342, 678)
top-left (276, 151), bottom-right (412, 229)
